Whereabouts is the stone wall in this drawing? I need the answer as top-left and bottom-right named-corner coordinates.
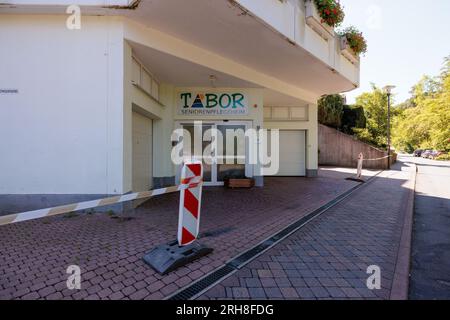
top-left (319, 124), bottom-right (396, 169)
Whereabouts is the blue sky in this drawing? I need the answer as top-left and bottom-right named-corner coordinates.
top-left (340, 0), bottom-right (450, 104)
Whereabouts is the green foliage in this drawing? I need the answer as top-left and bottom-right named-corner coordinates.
top-left (338, 26), bottom-right (368, 55)
top-left (392, 56), bottom-right (450, 152)
top-left (313, 0), bottom-right (345, 28)
top-left (436, 153), bottom-right (450, 161)
top-left (318, 94), bottom-right (367, 135)
top-left (318, 94), bottom-right (344, 129)
top-left (341, 105), bottom-right (366, 134)
top-left (353, 84), bottom-right (401, 148)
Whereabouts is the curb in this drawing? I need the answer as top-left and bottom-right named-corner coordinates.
top-left (390, 163), bottom-right (417, 300)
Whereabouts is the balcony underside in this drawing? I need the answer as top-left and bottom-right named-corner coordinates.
top-left (1, 0), bottom-right (358, 97)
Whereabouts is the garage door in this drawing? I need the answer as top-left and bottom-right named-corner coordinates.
top-left (132, 112), bottom-right (153, 192)
top-left (276, 130), bottom-right (306, 176)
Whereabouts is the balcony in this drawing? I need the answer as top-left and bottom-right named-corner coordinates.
top-left (235, 0), bottom-right (360, 88)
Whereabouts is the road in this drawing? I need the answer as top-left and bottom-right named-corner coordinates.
top-left (403, 155), bottom-right (450, 300)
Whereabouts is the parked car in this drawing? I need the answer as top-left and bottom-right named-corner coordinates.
top-left (421, 150), bottom-right (433, 158)
top-left (413, 149), bottom-right (423, 157)
top-left (430, 151), bottom-right (444, 160)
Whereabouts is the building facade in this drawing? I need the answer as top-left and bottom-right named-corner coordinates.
top-left (0, 0), bottom-right (360, 210)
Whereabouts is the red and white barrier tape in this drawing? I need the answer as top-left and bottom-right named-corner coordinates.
top-left (363, 155), bottom-right (391, 161)
top-left (0, 178), bottom-right (202, 227)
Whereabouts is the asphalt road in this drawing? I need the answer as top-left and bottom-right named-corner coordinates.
top-left (402, 155), bottom-right (450, 300)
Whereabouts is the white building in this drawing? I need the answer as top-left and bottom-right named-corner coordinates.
top-left (0, 0), bottom-right (360, 211)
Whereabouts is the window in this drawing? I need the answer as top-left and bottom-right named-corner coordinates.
top-left (132, 57), bottom-right (141, 85)
top-left (141, 69), bottom-right (152, 94)
top-left (131, 55), bottom-right (160, 102)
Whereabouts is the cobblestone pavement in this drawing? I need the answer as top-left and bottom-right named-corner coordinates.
top-left (0, 168), bottom-right (377, 300)
top-left (198, 162), bottom-right (414, 300)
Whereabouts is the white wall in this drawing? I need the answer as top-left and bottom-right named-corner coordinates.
top-left (0, 15), bottom-right (125, 194)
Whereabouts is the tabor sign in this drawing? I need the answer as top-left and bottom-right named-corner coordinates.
top-left (178, 91), bottom-right (248, 116)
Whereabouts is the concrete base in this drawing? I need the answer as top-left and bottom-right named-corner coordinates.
top-left (306, 169), bottom-right (318, 178)
top-left (143, 240), bottom-right (213, 275)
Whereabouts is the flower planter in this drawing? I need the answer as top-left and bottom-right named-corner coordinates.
top-left (224, 178), bottom-right (255, 189)
top-left (305, 0), bottom-right (335, 41)
top-left (340, 36), bottom-right (359, 64)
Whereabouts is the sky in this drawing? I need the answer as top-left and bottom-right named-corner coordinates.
top-left (339, 0), bottom-right (450, 104)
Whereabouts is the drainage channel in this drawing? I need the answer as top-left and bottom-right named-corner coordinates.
top-left (167, 171), bottom-right (382, 300)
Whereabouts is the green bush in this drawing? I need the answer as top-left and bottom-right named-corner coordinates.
top-left (436, 153), bottom-right (450, 161)
top-left (318, 94), bottom-right (345, 129)
top-left (341, 105), bottom-right (366, 134)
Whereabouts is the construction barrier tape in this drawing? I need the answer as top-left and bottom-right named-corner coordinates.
top-left (363, 155), bottom-right (391, 161)
top-left (0, 177), bottom-right (202, 227)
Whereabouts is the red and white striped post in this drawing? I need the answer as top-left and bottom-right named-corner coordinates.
top-left (177, 160), bottom-right (203, 246)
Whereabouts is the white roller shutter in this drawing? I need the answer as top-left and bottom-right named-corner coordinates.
top-left (276, 130), bottom-right (306, 176)
top-left (132, 112), bottom-right (153, 192)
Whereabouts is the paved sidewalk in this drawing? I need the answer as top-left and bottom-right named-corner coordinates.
top-left (0, 168), bottom-right (377, 300)
top-left (198, 162), bottom-right (414, 300)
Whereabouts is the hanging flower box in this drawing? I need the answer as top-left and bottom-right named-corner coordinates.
top-left (305, 0), bottom-right (334, 40)
top-left (305, 0), bottom-right (344, 41)
top-left (338, 26), bottom-right (367, 64)
top-left (340, 36), bottom-right (359, 64)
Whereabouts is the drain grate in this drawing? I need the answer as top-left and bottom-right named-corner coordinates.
top-left (168, 265), bottom-right (235, 300)
top-left (167, 173), bottom-right (380, 300)
top-left (228, 241), bottom-right (274, 269)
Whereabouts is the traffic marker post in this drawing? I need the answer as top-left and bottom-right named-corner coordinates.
top-left (346, 153), bottom-right (366, 183)
top-left (143, 160), bottom-right (213, 275)
top-left (356, 152), bottom-right (364, 180)
top-left (178, 161), bottom-right (203, 246)
top-left (346, 153), bottom-right (391, 183)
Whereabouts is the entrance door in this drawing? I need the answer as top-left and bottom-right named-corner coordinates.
top-left (176, 121), bottom-right (252, 186)
top-left (180, 123), bottom-right (214, 184)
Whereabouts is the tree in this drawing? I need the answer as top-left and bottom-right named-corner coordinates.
top-left (353, 84), bottom-right (400, 148)
top-left (318, 94), bottom-right (345, 129)
top-left (318, 94), bottom-right (367, 135)
top-left (392, 56), bottom-right (450, 152)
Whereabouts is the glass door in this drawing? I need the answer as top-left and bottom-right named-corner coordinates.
top-left (176, 121), bottom-right (252, 186)
top-left (180, 123), bottom-right (214, 184)
top-left (216, 124), bottom-right (247, 183)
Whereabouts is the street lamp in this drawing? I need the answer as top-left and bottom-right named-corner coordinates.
top-left (383, 85), bottom-right (396, 170)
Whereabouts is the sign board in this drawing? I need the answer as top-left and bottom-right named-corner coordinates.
top-left (178, 91), bottom-right (249, 116)
top-left (0, 89), bottom-right (19, 94)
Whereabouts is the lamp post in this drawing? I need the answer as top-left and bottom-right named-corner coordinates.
top-left (383, 85), bottom-right (396, 170)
